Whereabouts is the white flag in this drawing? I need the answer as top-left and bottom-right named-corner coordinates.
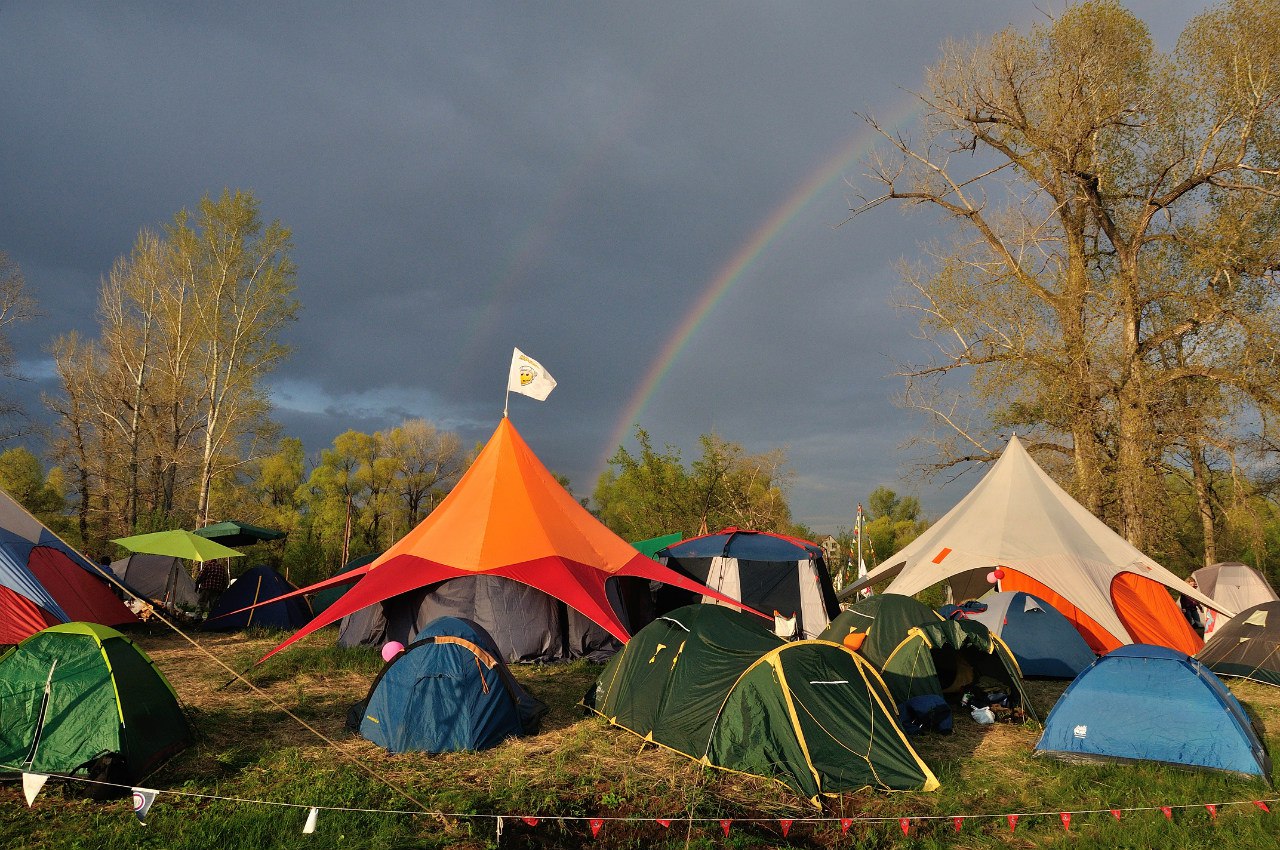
top-left (132, 787), bottom-right (158, 824)
top-left (507, 348), bottom-right (557, 401)
top-left (22, 772), bottom-right (47, 806)
top-left (304, 807), bottom-right (320, 834)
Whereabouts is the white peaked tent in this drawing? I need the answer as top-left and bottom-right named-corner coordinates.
top-left (1193, 562), bottom-right (1279, 640)
top-left (844, 436), bottom-right (1221, 655)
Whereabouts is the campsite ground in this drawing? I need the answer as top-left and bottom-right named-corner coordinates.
top-left (3, 627), bottom-right (1280, 849)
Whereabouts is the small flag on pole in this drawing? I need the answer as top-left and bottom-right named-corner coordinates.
top-left (303, 807), bottom-right (319, 834)
top-left (507, 348), bottom-right (557, 402)
top-left (132, 788), bottom-right (157, 824)
top-left (22, 773), bottom-right (47, 806)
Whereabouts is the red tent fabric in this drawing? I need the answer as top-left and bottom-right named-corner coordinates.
top-left (0, 485), bottom-right (136, 644)
top-left (263, 418), bottom-right (762, 660)
top-left (27, 547), bottom-right (136, 627)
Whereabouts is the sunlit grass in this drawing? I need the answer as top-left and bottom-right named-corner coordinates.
top-left (4, 630), bottom-right (1279, 848)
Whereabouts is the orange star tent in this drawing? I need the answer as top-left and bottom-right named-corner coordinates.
top-left (262, 417), bottom-right (762, 660)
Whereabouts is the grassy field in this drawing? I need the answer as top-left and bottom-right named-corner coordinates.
top-left (3, 625), bottom-right (1280, 849)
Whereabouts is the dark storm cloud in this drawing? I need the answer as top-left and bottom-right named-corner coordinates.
top-left (0, 2), bottom-right (1214, 532)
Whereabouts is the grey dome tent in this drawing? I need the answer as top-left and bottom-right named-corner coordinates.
top-left (1196, 600), bottom-right (1280, 687)
top-left (337, 575), bottom-right (632, 662)
top-left (110, 553), bottom-right (198, 613)
top-left (1191, 562), bottom-right (1279, 641)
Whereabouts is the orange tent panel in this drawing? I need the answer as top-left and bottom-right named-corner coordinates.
top-left (1000, 568), bottom-right (1201, 654)
top-left (1110, 571), bottom-right (1203, 654)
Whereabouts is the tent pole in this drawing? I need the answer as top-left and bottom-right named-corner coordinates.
top-left (22, 660), bottom-right (57, 769)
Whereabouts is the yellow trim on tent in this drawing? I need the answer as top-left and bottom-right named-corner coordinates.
top-left (778, 639), bottom-right (939, 793)
top-left (769, 651), bottom-right (823, 796)
top-left (246, 575), bottom-right (264, 627)
top-left (95, 643), bottom-right (127, 726)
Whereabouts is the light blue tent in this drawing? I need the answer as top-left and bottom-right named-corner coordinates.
top-left (1036, 644), bottom-right (1270, 776)
top-left (963, 591), bottom-right (1096, 678)
top-left (355, 617), bottom-right (546, 753)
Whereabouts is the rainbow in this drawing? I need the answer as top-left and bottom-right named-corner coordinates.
top-left (599, 103), bottom-right (922, 472)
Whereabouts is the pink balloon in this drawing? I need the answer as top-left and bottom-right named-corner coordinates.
top-left (986, 571), bottom-right (999, 584)
top-left (381, 641), bottom-right (405, 662)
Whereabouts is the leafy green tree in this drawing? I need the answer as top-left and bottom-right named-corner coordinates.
top-left (861, 487), bottom-right (928, 567)
top-left (593, 428), bottom-right (796, 540)
top-left (0, 447), bottom-right (65, 521)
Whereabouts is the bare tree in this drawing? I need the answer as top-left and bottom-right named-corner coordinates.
top-left (849, 0), bottom-right (1280, 551)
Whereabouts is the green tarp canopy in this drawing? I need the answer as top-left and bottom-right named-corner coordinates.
top-left (631, 533), bottom-right (682, 559)
top-left (819, 593), bottom-right (942, 669)
top-left (0, 623), bottom-right (191, 783)
top-left (879, 619), bottom-right (1037, 722)
top-left (194, 520), bottom-right (286, 548)
top-left (584, 604), bottom-right (938, 803)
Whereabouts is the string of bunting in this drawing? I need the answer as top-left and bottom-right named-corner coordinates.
top-left (9, 767), bottom-right (1276, 838)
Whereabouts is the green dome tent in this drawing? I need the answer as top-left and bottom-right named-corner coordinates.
top-left (819, 593), bottom-right (942, 669)
top-left (584, 604), bottom-right (938, 803)
top-left (0, 623), bottom-right (191, 785)
top-left (879, 619), bottom-right (1037, 722)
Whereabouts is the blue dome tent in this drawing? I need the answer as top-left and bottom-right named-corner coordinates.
top-left (959, 591), bottom-right (1096, 678)
top-left (1036, 644), bottom-right (1270, 776)
top-left (353, 617), bottom-right (546, 753)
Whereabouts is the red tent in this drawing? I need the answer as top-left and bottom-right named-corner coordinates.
top-left (0, 487), bottom-right (136, 644)
top-left (264, 417), bottom-right (761, 659)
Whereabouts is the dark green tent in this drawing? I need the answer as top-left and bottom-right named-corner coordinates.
top-left (879, 619), bottom-right (1037, 721)
top-left (311, 553), bottom-right (381, 617)
top-left (0, 623), bottom-right (191, 783)
top-left (585, 605), bottom-right (939, 803)
top-left (194, 520), bottom-right (286, 548)
top-left (819, 593), bottom-right (942, 669)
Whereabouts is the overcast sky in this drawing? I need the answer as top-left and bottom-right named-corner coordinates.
top-left (0, 2), bottom-right (1213, 533)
